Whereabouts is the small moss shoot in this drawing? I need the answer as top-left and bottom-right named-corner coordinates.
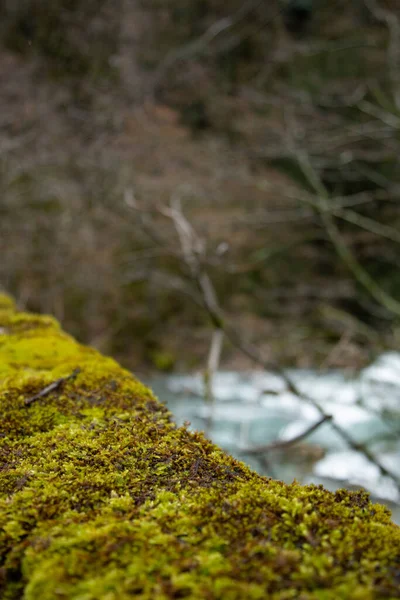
top-left (0, 294), bottom-right (399, 599)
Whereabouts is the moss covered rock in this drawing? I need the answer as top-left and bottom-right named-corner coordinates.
top-left (0, 293), bottom-right (399, 599)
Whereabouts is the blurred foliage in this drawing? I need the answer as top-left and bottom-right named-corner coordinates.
top-left (0, 0), bottom-right (399, 370)
top-left (0, 0), bottom-right (118, 78)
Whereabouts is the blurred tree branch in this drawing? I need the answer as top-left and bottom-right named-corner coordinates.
top-left (283, 108), bottom-right (400, 318)
top-left (128, 195), bottom-right (400, 494)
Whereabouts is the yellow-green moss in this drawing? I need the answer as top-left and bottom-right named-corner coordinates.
top-left (0, 294), bottom-right (399, 599)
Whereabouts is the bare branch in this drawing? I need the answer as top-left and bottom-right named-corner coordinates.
top-left (203, 328), bottom-right (224, 433)
top-left (150, 0), bottom-right (268, 97)
top-left (283, 109), bottom-right (400, 319)
top-left (239, 415), bottom-right (332, 455)
top-left (153, 199), bottom-right (400, 493)
top-left (364, 0), bottom-right (400, 109)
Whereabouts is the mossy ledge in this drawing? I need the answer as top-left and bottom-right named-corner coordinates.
top-left (0, 294), bottom-right (399, 600)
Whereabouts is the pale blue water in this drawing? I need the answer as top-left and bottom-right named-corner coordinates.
top-left (148, 352), bottom-right (400, 523)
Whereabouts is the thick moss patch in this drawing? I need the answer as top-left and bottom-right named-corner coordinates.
top-left (0, 294), bottom-right (399, 599)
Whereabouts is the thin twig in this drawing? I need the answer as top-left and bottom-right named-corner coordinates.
top-left (149, 0), bottom-right (269, 98)
top-left (290, 190), bottom-right (400, 245)
top-left (239, 415), bottom-right (332, 455)
top-left (364, 0), bottom-right (400, 109)
top-left (203, 328), bottom-right (224, 434)
top-left (221, 307), bottom-right (400, 490)
top-left (319, 330), bottom-right (353, 370)
top-left (24, 368), bottom-right (81, 405)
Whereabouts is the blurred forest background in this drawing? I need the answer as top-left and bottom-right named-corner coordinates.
top-left (1, 0), bottom-right (400, 373)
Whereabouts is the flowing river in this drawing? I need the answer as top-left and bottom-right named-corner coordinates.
top-left (148, 352), bottom-right (400, 523)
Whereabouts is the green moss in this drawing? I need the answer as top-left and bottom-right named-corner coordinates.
top-left (0, 293), bottom-right (16, 314)
top-left (0, 293), bottom-right (399, 599)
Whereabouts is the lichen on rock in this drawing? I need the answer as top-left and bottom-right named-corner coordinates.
top-left (0, 293), bottom-right (399, 599)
